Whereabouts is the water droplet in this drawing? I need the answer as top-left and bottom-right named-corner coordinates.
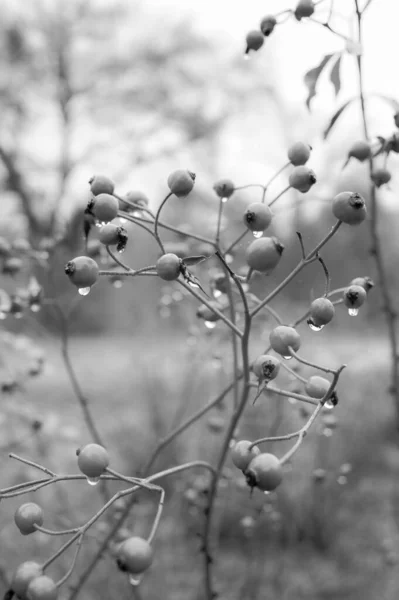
top-left (204, 320), bottom-right (216, 329)
top-left (188, 280), bottom-right (200, 289)
top-left (117, 248), bottom-right (125, 254)
top-left (129, 574), bottom-right (143, 587)
top-left (252, 231), bottom-right (263, 239)
top-left (308, 322), bottom-right (324, 332)
top-left (225, 253), bottom-right (233, 264)
top-left (213, 289), bottom-right (222, 299)
top-left (337, 475), bottom-right (347, 485)
top-left (95, 222), bottom-right (102, 228)
top-left (348, 308), bottom-right (359, 316)
top-left (78, 287), bottom-right (91, 296)
top-left (30, 303), bottom-right (41, 313)
top-left (282, 355), bottom-right (293, 360)
top-left (263, 490), bottom-right (271, 496)
top-left (324, 399), bottom-right (334, 410)
top-left (243, 53), bottom-right (250, 61)
top-left (322, 427), bottom-right (333, 437)
top-left (87, 476), bottom-right (100, 486)
top-left (221, 197), bottom-right (228, 204)
top-left (119, 218), bottom-right (127, 225)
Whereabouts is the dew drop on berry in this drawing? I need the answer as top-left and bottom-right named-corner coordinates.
top-left (129, 574), bottom-right (143, 587)
top-left (324, 399), bottom-right (335, 410)
top-left (87, 476), bottom-right (100, 486)
top-left (117, 248), bottom-right (125, 254)
top-left (78, 287), bottom-right (91, 296)
top-left (221, 196), bottom-right (228, 204)
top-left (282, 355), bottom-right (293, 360)
top-left (252, 231), bottom-right (263, 239)
top-left (263, 490), bottom-right (271, 496)
top-left (204, 320), bottom-right (217, 330)
top-left (337, 475), bottom-right (347, 485)
top-left (348, 308), bottom-right (359, 316)
top-left (308, 322), bottom-right (324, 332)
top-left (243, 53), bottom-right (250, 61)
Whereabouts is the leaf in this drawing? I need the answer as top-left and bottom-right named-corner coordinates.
top-left (182, 255), bottom-right (209, 266)
top-left (330, 55), bottom-right (342, 97)
top-left (323, 98), bottom-right (355, 139)
top-left (304, 54), bottom-right (334, 110)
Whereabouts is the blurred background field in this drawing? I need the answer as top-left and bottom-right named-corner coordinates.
top-left (1, 0), bottom-right (399, 599)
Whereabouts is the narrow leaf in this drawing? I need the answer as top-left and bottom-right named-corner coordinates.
top-left (182, 255), bottom-right (209, 266)
top-left (330, 55), bottom-right (342, 97)
top-left (323, 98), bottom-right (355, 139)
top-left (304, 53), bottom-right (334, 110)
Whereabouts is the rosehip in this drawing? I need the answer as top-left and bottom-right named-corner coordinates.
top-left (213, 178), bottom-right (235, 199)
top-left (269, 325), bottom-right (301, 357)
top-left (14, 503), bottom-right (43, 535)
top-left (207, 415), bottom-right (225, 433)
top-left (196, 301), bottom-right (224, 322)
top-left (245, 453), bottom-right (283, 491)
top-left (305, 375), bottom-right (330, 399)
top-left (124, 190), bottom-right (149, 207)
top-left (309, 297), bottom-right (335, 326)
top-left (231, 440), bottom-right (261, 471)
top-left (347, 140), bottom-right (371, 162)
top-left (99, 224), bottom-right (128, 252)
top-left (350, 276), bottom-right (374, 292)
top-left (371, 168), bottom-right (391, 187)
top-left (294, 0), bottom-right (315, 20)
top-left (167, 170), bottom-right (196, 197)
top-left (252, 354), bottom-right (281, 382)
top-left (156, 253), bottom-right (182, 281)
top-left (243, 203), bottom-right (273, 232)
top-left (26, 575), bottom-right (58, 600)
top-left (343, 284), bottom-right (367, 309)
top-left (89, 175), bottom-right (115, 196)
top-left (11, 562), bottom-right (43, 598)
top-left (245, 30), bottom-right (264, 53)
top-left (77, 443), bottom-right (109, 478)
top-left (332, 191), bottom-right (366, 225)
top-left (90, 193), bottom-right (119, 223)
top-left (289, 166), bottom-right (317, 193)
top-left (287, 142), bottom-right (311, 166)
top-left (245, 237), bottom-right (284, 272)
top-left (260, 15), bottom-right (277, 36)
top-left (64, 256), bottom-right (99, 288)
top-left (116, 536), bottom-right (154, 574)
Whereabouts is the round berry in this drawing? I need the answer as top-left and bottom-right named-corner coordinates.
top-left (309, 297), bottom-right (335, 326)
top-left (90, 193), bottom-right (119, 223)
top-left (287, 142), bottom-right (311, 166)
top-left (243, 203), bottom-right (273, 232)
top-left (11, 562), bottom-right (43, 598)
top-left (99, 224), bottom-right (128, 252)
top-left (231, 440), bottom-right (261, 471)
top-left (294, 0), bottom-right (315, 20)
top-left (252, 354), bottom-right (281, 382)
top-left (207, 415), bottom-right (225, 433)
top-left (260, 15), bottom-right (277, 36)
top-left (89, 175), bottom-right (115, 196)
top-left (124, 190), bottom-right (149, 207)
top-left (116, 536), bottom-right (154, 575)
top-left (245, 30), bottom-right (264, 53)
top-left (269, 325), bottom-right (301, 357)
top-left (167, 170), bottom-right (196, 197)
top-left (289, 166), bottom-right (317, 193)
top-left (77, 443), bottom-right (109, 478)
top-left (305, 375), bottom-right (330, 399)
top-left (196, 301), bottom-right (224, 322)
top-left (332, 191), bottom-right (366, 225)
top-left (347, 140), bottom-right (371, 162)
top-left (213, 179), bottom-right (235, 199)
top-left (343, 284), bottom-right (367, 309)
top-left (64, 256), bottom-right (99, 288)
top-left (156, 253), bottom-right (182, 281)
top-left (245, 453), bottom-right (283, 491)
top-left (350, 276), bottom-right (374, 292)
top-left (245, 237), bottom-right (284, 272)
top-left (14, 503), bottom-right (44, 535)
top-left (26, 575), bottom-right (57, 600)
top-left (371, 168), bottom-right (391, 187)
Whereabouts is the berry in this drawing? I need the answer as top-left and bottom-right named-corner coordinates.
top-left (89, 175), bottom-right (115, 196)
top-left (294, 0), bottom-right (315, 20)
top-left (167, 170), bottom-right (196, 197)
top-left (26, 575), bottom-right (57, 600)
top-left (77, 443), bottom-right (109, 478)
top-left (245, 237), bottom-right (284, 272)
top-left (305, 375), bottom-right (330, 399)
top-left (289, 166), bottom-right (316, 193)
top-left (347, 140), bottom-right (371, 162)
top-left (350, 276), bottom-right (374, 292)
top-left (371, 168), bottom-right (391, 187)
top-left (99, 224), bottom-right (128, 252)
top-left (64, 256), bottom-right (99, 288)
top-left (245, 30), bottom-right (264, 53)
top-left (207, 415), bottom-right (225, 433)
top-left (245, 453), bottom-right (283, 491)
top-left (124, 190), bottom-right (149, 207)
top-left (11, 562), bottom-right (42, 598)
top-left (243, 203), bottom-right (273, 232)
top-left (332, 191), bottom-right (366, 225)
top-left (309, 297), bottom-right (335, 327)
top-left (156, 253), bottom-right (182, 281)
top-left (213, 179), bottom-right (235, 199)
top-left (252, 354), bottom-right (281, 382)
top-left (231, 440), bottom-right (261, 471)
top-left (14, 503), bottom-right (43, 535)
top-left (269, 325), bottom-right (301, 357)
top-left (89, 193), bottom-right (119, 223)
top-left (287, 142), bottom-right (311, 166)
top-left (343, 284), bottom-right (367, 309)
top-left (196, 300), bottom-right (225, 322)
top-left (260, 15), bottom-right (277, 36)
top-left (116, 536), bottom-right (154, 575)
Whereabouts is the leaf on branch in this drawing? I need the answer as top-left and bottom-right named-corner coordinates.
top-left (182, 268), bottom-right (211, 298)
top-left (323, 98), bottom-right (355, 139)
top-left (304, 54), bottom-right (334, 110)
top-left (330, 55), bottom-right (342, 97)
top-left (182, 255), bottom-right (209, 266)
